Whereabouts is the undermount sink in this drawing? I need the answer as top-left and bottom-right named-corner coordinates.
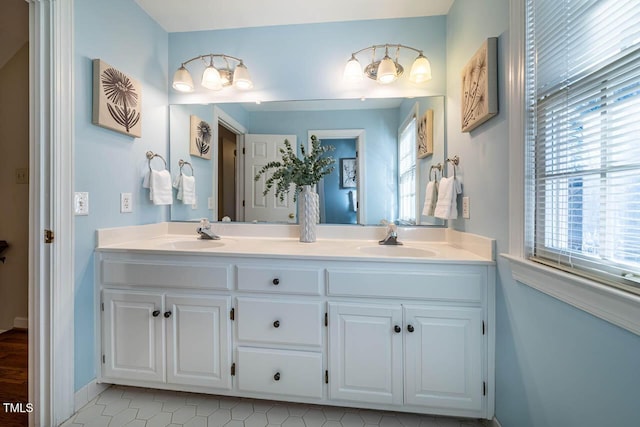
top-left (357, 245), bottom-right (437, 258)
top-left (156, 239), bottom-right (225, 250)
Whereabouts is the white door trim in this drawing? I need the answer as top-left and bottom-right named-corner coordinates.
top-left (307, 129), bottom-right (366, 224)
top-left (212, 106), bottom-right (247, 221)
top-left (28, 0), bottom-right (75, 425)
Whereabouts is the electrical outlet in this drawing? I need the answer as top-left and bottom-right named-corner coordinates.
top-left (120, 193), bottom-right (132, 213)
top-left (462, 196), bottom-right (470, 219)
top-left (74, 192), bottom-right (89, 215)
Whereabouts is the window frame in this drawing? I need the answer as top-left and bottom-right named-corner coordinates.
top-left (505, 0), bottom-right (640, 336)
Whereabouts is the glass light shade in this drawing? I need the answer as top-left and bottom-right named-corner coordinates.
top-left (409, 54), bottom-right (432, 83)
top-left (343, 55), bottom-right (363, 83)
top-left (172, 65), bottom-right (194, 92)
top-left (233, 63), bottom-right (253, 90)
top-left (377, 55), bottom-right (398, 84)
top-left (202, 65), bottom-right (223, 90)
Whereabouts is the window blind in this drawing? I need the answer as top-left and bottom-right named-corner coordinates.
top-left (526, 0), bottom-right (640, 294)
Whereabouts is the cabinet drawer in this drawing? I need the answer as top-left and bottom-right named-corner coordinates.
top-left (327, 269), bottom-right (484, 302)
top-left (236, 347), bottom-right (323, 398)
top-left (236, 298), bottom-right (322, 346)
top-left (236, 265), bottom-right (322, 295)
top-left (102, 260), bottom-right (231, 290)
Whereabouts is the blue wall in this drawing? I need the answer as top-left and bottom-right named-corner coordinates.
top-left (74, 0), bottom-right (169, 390)
top-left (319, 139), bottom-right (357, 224)
top-left (446, 1), bottom-right (640, 426)
top-left (169, 104), bottom-right (215, 221)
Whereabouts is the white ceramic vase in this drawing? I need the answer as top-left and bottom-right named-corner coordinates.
top-left (298, 185), bottom-right (318, 243)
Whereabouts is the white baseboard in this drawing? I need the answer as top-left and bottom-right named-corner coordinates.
top-left (13, 317), bottom-right (28, 329)
top-left (74, 379), bottom-right (110, 412)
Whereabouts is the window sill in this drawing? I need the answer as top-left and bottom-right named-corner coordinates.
top-left (501, 254), bottom-right (640, 336)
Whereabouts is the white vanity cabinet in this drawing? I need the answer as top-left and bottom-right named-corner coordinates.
top-left (234, 263), bottom-right (325, 399)
top-left (326, 265), bottom-right (491, 418)
top-left (98, 253), bottom-right (233, 391)
top-left (96, 247), bottom-right (494, 420)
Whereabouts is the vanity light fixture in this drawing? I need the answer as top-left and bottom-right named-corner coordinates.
top-left (172, 53), bottom-right (253, 92)
top-left (343, 44), bottom-right (432, 85)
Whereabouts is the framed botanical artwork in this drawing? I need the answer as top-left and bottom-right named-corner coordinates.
top-left (461, 37), bottom-right (498, 132)
top-left (417, 109), bottom-right (434, 158)
top-left (189, 115), bottom-right (212, 159)
top-left (92, 59), bottom-right (142, 137)
top-left (340, 158), bottom-right (357, 188)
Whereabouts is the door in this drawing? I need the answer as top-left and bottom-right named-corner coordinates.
top-left (166, 295), bottom-right (232, 389)
top-left (102, 290), bottom-right (165, 382)
top-left (404, 305), bottom-right (483, 411)
top-left (328, 302), bottom-right (403, 405)
top-left (244, 134), bottom-right (297, 222)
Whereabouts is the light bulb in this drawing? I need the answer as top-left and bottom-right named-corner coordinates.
top-left (343, 55), bottom-right (363, 83)
top-left (202, 64), bottom-right (222, 90)
top-left (409, 54), bottom-right (432, 83)
top-left (172, 65), bottom-right (194, 92)
top-left (233, 62), bottom-right (253, 90)
top-left (376, 54), bottom-right (398, 84)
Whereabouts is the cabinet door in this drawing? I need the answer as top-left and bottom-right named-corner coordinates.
top-left (328, 302), bottom-right (403, 405)
top-left (404, 305), bottom-right (483, 411)
top-left (102, 290), bottom-right (164, 382)
top-left (165, 295), bottom-right (232, 389)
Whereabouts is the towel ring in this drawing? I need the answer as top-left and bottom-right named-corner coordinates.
top-left (446, 155), bottom-right (459, 179)
top-left (178, 159), bottom-right (194, 176)
top-left (429, 163), bottom-right (442, 181)
top-left (146, 151), bottom-right (167, 172)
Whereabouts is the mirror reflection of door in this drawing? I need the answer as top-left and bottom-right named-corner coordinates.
top-left (218, 124), bottom-right (238, 221)
top-left (318, 138), bottom-right (357, 224)
top-left (244, 134), bottom-right (297, 223)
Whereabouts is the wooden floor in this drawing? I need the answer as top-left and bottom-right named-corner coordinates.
top-left (0, 329), bottom-right (28, 427)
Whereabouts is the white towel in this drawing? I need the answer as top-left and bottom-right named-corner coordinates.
top-left (177, 175), bottom-right (196, 205)
top-left (434, 177), bottom-right (461, 219)
top-left (422, 180), bottom-right (438, 216)
top-left (149, 169), bottom-right (173, 205)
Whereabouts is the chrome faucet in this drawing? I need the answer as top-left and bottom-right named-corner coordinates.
top-left (379, 220), bottom-right (402, 245)
top-left (196, 218), bottom-right (221, 240)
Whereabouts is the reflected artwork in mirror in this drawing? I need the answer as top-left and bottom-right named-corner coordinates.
top-left (169, 96), bottom-right (445, 227)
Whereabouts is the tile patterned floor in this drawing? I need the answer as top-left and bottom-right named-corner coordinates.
top-left (60, 385), bottom-right (486, 427)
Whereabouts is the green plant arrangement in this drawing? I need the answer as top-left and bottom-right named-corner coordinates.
top-left (254, 135), bottom-right (335, 201)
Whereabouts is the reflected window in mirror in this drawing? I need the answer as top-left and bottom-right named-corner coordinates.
top-left (398, 114), bottom-right (417, 225)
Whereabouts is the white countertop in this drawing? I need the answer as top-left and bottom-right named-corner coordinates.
top-left (95, 223), bottom-right (495, 264)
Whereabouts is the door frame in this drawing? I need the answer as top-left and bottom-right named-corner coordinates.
top-left (28, 0), bottom-right (75, 425)
top-left (307, 130), bottom-right (366, 224)
top-left (213, 107), bottom-right (247, 221)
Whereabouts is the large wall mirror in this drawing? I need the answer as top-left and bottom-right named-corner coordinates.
top-left (169, 96), bottom-right (445, 226)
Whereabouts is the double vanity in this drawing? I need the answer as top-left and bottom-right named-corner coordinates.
top-left (94, 222), bottom-right (495, 420)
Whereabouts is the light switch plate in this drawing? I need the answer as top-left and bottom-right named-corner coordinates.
top-left (462, 196), bottom-right (470, 219)
top-left (74, 192), bottom-right (89, 215)
top-left (208, 197), bottom-right (213, 210)
top-left (120, 193), bottom-right (132, 213)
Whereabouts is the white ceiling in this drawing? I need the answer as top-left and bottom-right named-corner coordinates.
top-left (0, 0), bottom-right (28, 70)
top-left (134, 0), bottom-right (454, 33)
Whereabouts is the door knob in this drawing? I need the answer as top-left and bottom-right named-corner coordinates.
top-left (164, 311), bottom-right (172, 318)
top-left (407, 324), bottom-right (415, 333)
top-left (394, 325), bottom-right (401, 333)
top-left (152, 310), bottom-right (160, 317)
top-left (273, 320), bottom-right (280, 328)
